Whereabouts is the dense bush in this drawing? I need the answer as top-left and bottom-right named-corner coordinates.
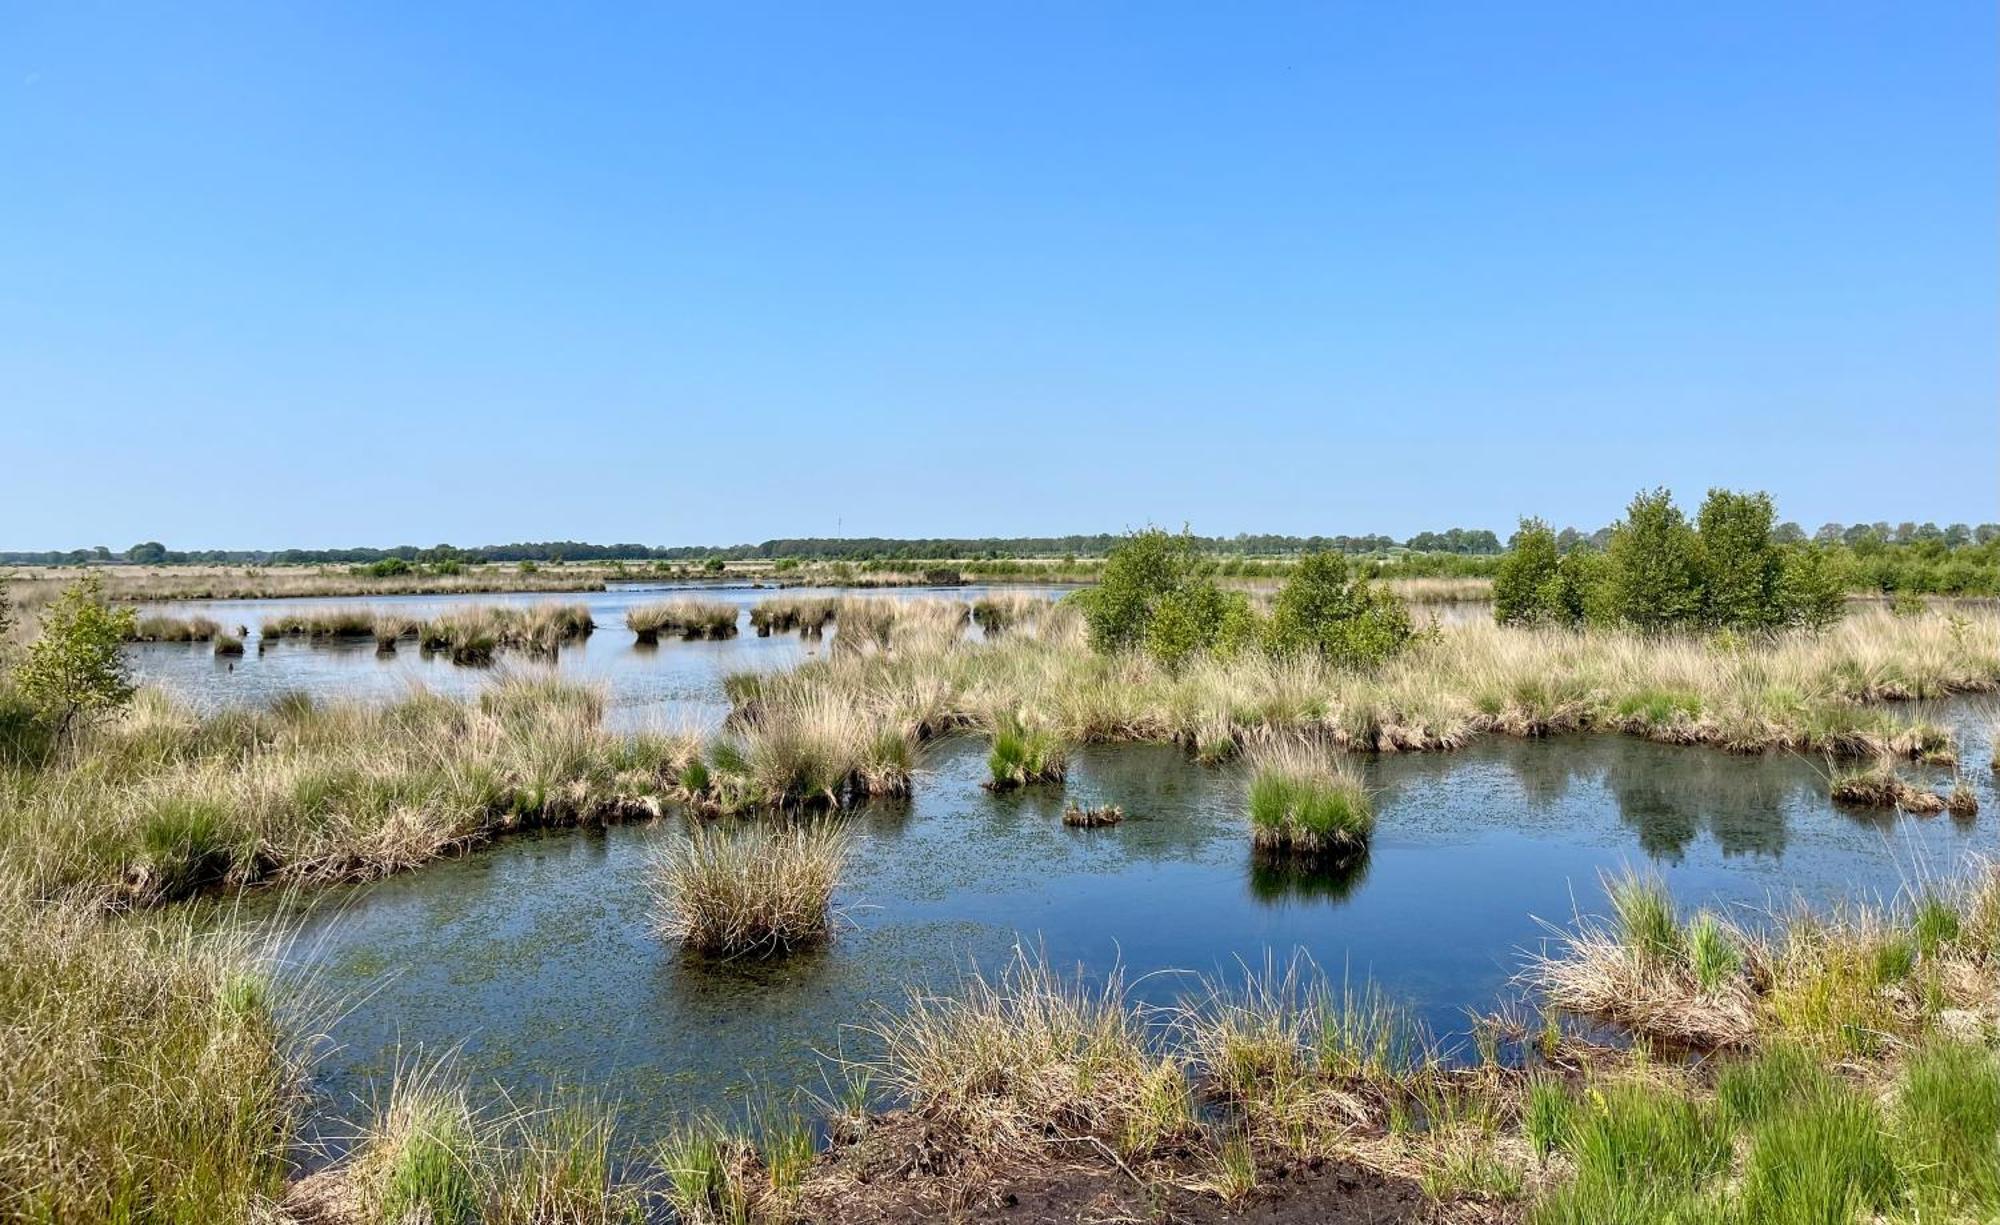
top-left (1267, 552), bottom-right (1414, 667)
top-left (1077, 532), bottom-right (1414, 669)
top-left (1496, 489), bottom-right (1861, 635)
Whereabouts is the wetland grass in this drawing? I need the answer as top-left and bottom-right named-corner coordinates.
top-left (984, 713), bottom-right (1069, 789)
top-left (314, 1063), bottom-right (639, 1225)
top-left (748, 595), bottom-right (836, 637)
top-left (259, 603), bottom-right (593, 660)
top-left (0, 677), bottom-right (696, 902)
top-left (1828, 757), bottom-right (1949, 812)
top-left (855, 947), bottom-right (1184, 1159)
top-left (728, 606), bottom-right (1997, 762)
top-left (1530, 863), bottom-right (2000, 1054)
top-left (0, 886), bottom-right (306, 1223)
top-left (1244, 741), bottom-right (1372, 859)
top-left (625, 599), bottom-right (740, 643)
top-left (126, 612), bottom-right (222, 642)
top-left (970, 593), bottom-right (1052, 636)
top-left (649, 821), bottom-right (850, 958)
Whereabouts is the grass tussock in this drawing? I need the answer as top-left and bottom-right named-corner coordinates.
top-left (324, 1062), bottom-right (640, 1225)
top-left (1245, 741), bottom-right (1372, 859)
top-left (726, 606), bottom-right (1996, 762)
top-left (830, 597), bottom-right (969, 659)
top-left (856, 947), bottom-right (1194, 1161)
top-left (984, 713), bottom-right (1069, 790)
top-left (749, 595), bottom-right (836, 638)
top-left (650, 821), bottom-right (849, 958)
top-left (626, 599), bottom-right (740, 643)
top-left (1829, 757), bottom-right (1949, 813)
top-left (261, 604), bottom-right (594, 661)
top-left (971, 593), bottom-right (1054, 636)
top-left (679, 695), bottom-right (915, 813)
top-left (1531, 862), bottom-right (2000, 1054)
top-left (0, 886), bottom-right (308, 1223)
top-left (126, 613), bottom-right (223, 642)
top-left (0, 677), bottom-right (698, 902)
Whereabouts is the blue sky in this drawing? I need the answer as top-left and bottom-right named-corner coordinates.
top-left (3, 3), bottom-right (1993, 550)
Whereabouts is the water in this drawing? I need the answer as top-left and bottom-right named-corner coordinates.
top-left (127, 582), bottom-right (1076, 730)
top-left (267, 711), bottom-right (1995, 1155)
top-left (142, 587), bottom-right (1990, 1152)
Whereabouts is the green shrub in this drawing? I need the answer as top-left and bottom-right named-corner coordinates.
top-left (1267, 551), bottom-right (1414, 667)
top-left (15, 575), bottom-right (136, 740)
top-left (1698, 489), bottom-right (1785, 632)
top-left (1494, 518), bottom-right (1564, 625)
top-left (1605, 489), bottom-right (1707, 632)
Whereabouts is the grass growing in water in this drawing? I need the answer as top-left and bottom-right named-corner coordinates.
top-left (728, 606), bottom-right (1990, 760)
top-left (126, 612), bottom-right (222, 642)
top-left (1244, 741), bottom-right (1372, 859)
top-left (650, 821), bottom-right (849, 958)
top-left (626, 599), bottom-right (740, 643)
top-left (984, 714), bottom-right (1068, 790)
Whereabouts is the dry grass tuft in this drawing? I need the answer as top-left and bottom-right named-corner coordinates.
top-left (649, 821), bottom-right (850, 958)
top-left (626, 599), bottom-right (740, 643)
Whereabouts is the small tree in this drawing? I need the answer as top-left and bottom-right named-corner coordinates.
top-left (1777, 543), bottom-right (1847, 631)
top-left (1073, 527), bottom-right (1208, 654)
top-left (16, 576), bottom-right (136, 741)
top-left (1697, 489), bottom-right (1783, 630)
top-left (1605, 489), bottom-right (1705, 632)
top-left (1268, 551), bottom-right (1414, 667)
top-left (1493, 518), bottom-right (1563, 625)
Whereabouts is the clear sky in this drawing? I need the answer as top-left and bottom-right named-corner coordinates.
top-left (3, 3), bottom-right (1994, 551)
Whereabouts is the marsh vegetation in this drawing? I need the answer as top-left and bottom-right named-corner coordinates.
top-left (3, 494), bottom-right (2000, 1222)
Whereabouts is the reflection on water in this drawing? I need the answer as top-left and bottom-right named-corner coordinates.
top-left (1248, 850), bottom-right (1372, 905)
top-left (265, 711), bottom-right (1996, 1160)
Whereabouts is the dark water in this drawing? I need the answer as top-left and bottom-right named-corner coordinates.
top-left (127, 583), bottom-right (1075, 730)
top-left (270, 709), bottom-right (1996, 1154)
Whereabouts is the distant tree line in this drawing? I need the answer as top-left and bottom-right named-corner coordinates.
top-left (0, 528), bottom-right (1510, 567)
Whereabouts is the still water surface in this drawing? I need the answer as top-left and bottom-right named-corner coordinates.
top-left (130, 587), bottom-right (1991, 1153)
top-left (271, 721), bottom-right (1993, 1155)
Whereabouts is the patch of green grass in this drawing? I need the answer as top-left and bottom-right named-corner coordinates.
top-left (1245, 742), bottom-right (1372, 858)
top-left (1524, 1077), bottom-right (1577, 1161)
top-left (1715, 1043), bottom-right (1827, 1129)
top-left (1911, 892), bottom-right (1962, 958)
top-left (1895, 1040), bottom-right (2000, 1214)
top-left (985, 715), bottom-right (1068, 789)
top-left (1606, 872), bottom-right (1685, 966)
top-left (1739, 1083), bottom-right (1898, 1224)
top-left (1530, 1078), bottom-right (1732, 1224)
top-left (1686, 912), bottom-right (1740, 990)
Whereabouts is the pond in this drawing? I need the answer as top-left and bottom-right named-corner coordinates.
top-left (260, 706), bottom-right (1994, 1159)
top-left (126, 582), bottom-right (1077, 730)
